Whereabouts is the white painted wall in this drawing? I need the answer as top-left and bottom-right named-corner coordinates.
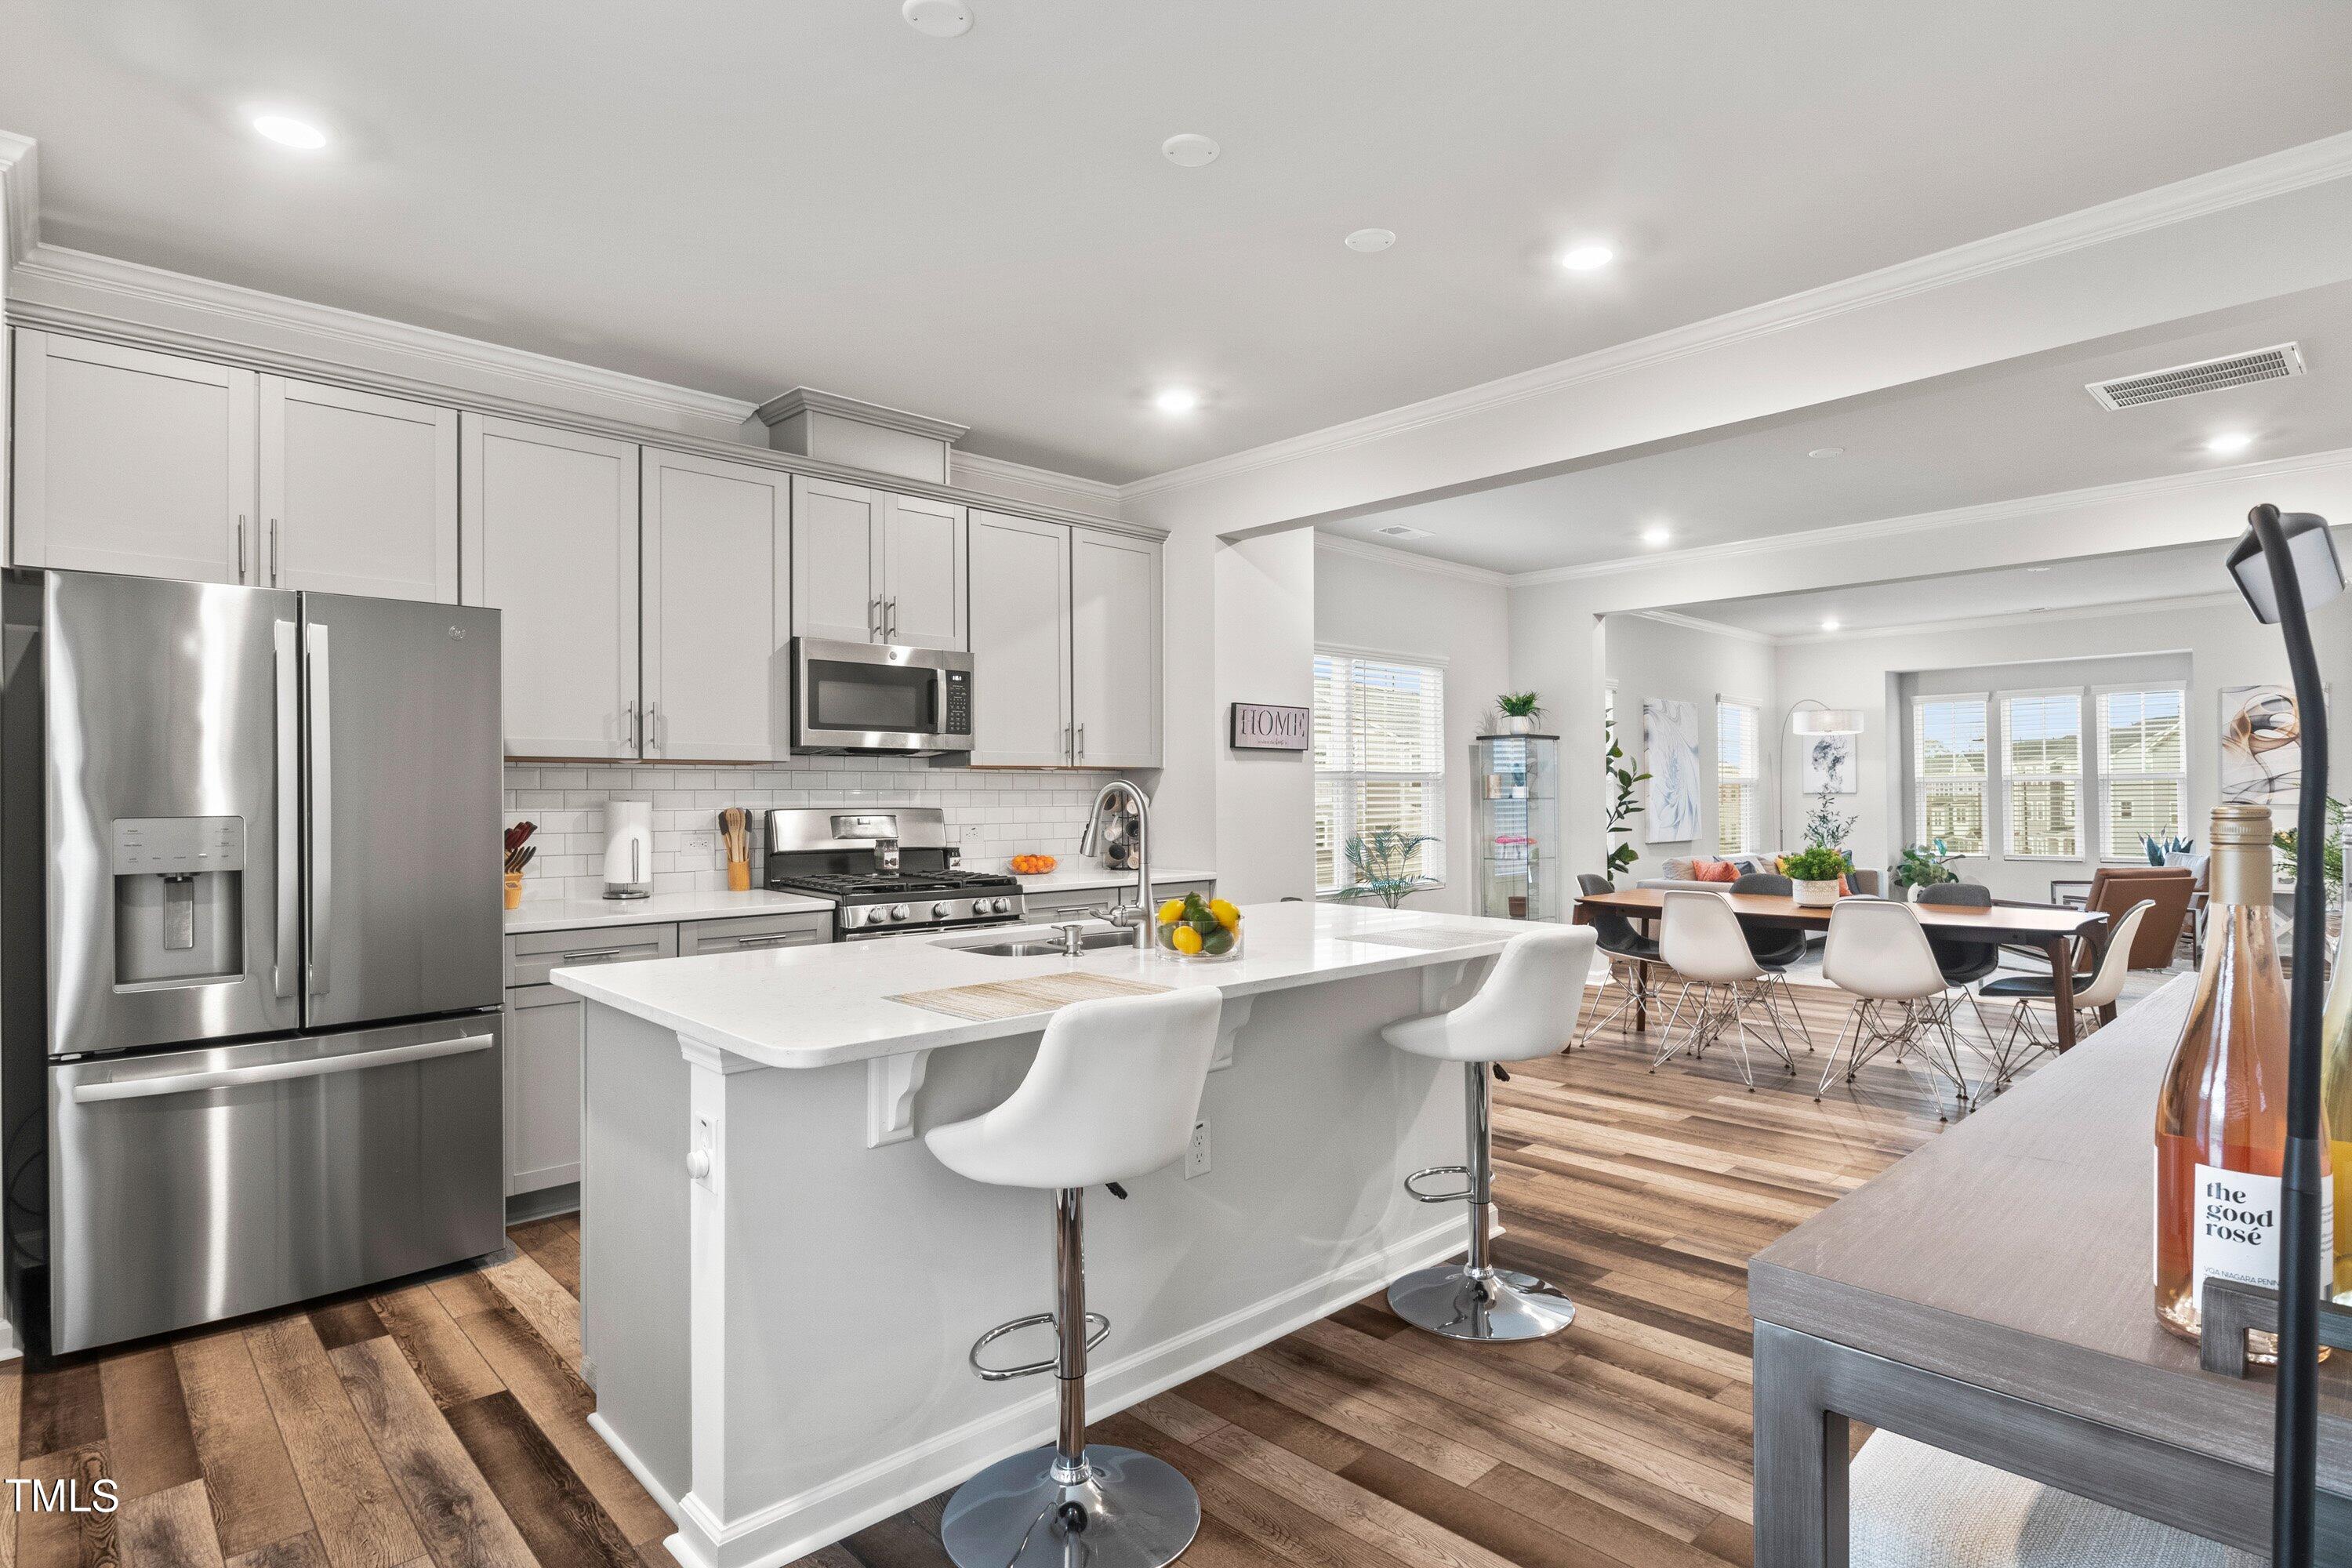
top-left (1600, 615), bottom-right (1778, 875)
top-left (1313, 540), bottom-right (1513, 914)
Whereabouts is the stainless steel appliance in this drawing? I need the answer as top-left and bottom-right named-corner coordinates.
top-left (791, 637), bottom-right (975, 755)
top-left (764, 807), bottom-right (1023, 939)
top-left (2, 570), bottom-right (506, 1352)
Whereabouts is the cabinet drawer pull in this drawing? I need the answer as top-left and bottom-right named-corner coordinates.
top-left (729, 934), bottom-right (798, 949)
top-left (557, 947), bottom-right (631, 963)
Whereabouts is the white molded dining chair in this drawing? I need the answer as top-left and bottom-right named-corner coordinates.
top-left (1974, 900), bottom-right (2151, 1091)
top-left (1655, 890), bottom-right (1798, 1090)
top-left (1819, 898), bottom-right (1982, 1118)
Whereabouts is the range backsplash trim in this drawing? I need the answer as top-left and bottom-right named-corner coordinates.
top-left (502, 757), bottom-right (1136, 902)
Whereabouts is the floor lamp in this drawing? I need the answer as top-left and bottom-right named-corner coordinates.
top-left (2227, 504), bottom-right (2343, 1568)
top-left (1778, 700), bottom-right (1867, 852)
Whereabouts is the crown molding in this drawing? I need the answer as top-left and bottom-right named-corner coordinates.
top-left (1769, 590), bottom-right (2245, 647)
top-left (1312, 532), bottom-right (1511, 587)
top-left (1504, 444), bottom-right (2352, 588)
top-left (7, 241), bottom-right (759, 434)
top-left (948, 451), bottom-right (1123, 516)
top-left (752, 385), bottom-right (968, 444)
top-left (0, 131), bottom-right (37, 263)
top-left (1122, 130), bottom-right (2352, 505)
top-left (1619, 607), bottom-right (1777, 647)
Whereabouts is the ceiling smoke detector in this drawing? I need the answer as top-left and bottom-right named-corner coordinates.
top-left (1162, 134), bottom-right (1220, 168)
top-left (901, 0), bottom-right (973, 37)
top-left (1345, 228), bottom-right (1396, 253)
top-left (1374, 524), bottom-right (1433, 540)
top-left (2086, 343), bottom-right (2305, 410)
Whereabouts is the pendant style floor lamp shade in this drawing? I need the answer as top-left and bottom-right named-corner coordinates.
top-left (2228, 510), bottom-right (2343, 624)
top-left (1790, 706), bottom-right (1867, 735)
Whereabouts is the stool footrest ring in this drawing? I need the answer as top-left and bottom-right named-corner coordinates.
top-left (1403, 1164), bottom-right (1476, 1203)
top-left (968, 1310), bottom-right (1112, 1381)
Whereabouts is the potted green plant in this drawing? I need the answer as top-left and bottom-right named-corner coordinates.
top-left (1496, 691), bottom-right (1544, 735)
top-left (1893, 843), bottom-right (1959, 895)
top-left (1333, 827), bottom-right (1441, 909)
top-left (1602, 713), bottom-right (1648, 887)
top-left (1783, 844), bottom-right (1849, 907)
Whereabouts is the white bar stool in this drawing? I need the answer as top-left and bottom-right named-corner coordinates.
top-left (925, 986), bottom-right (1223, 1568)
top-left (1384, 925), bottom-right (1597, 1341)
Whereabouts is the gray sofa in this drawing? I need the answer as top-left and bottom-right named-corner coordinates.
top-left (1636, 854), bottom-right (1883, 898)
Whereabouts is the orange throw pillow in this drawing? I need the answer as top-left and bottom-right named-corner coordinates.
top-left (1690, 858), bottom-right (1740, 884)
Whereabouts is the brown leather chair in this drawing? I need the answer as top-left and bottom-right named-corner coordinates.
top-left (2079, 866), bottom-right (2196, 971)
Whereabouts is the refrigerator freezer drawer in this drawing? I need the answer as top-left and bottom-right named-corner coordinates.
top-left (47, 1015), bottom-right (504, 1352)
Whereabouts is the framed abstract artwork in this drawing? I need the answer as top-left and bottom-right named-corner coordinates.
top-left (1642, 696), bottom-right (1701, 843)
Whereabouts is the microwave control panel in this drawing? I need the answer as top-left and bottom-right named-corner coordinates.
top-left (943, 669), bottom-right (971, 735)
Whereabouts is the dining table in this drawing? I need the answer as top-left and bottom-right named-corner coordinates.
top-left (1570, 886), bottom-right (2114, 1051)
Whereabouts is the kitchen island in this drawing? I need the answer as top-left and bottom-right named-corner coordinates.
top-left (552, 901), bottom-right (1542, 1568)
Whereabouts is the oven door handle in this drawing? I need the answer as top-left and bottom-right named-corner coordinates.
top-left (73, 1034), bottom-right (495, 1103)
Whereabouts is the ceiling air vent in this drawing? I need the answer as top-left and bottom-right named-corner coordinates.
top-left (1374, 524), bottom-right (1432, 539)
top-left (2086, 342), bottom-right (2305, 411)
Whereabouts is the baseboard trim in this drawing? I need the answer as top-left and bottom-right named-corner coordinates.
top-left (603, 1216), bottom-right (1465, 1568)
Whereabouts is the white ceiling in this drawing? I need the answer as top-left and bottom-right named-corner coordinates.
top-left (5, 2), bottom-right (2350, 482)
top-left (1326, 281), bottom-right (2352, 574)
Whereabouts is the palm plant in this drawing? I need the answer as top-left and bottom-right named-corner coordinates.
top-left (1334, 827), bottom-right (1441, 908)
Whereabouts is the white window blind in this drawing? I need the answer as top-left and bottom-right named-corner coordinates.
top-left (1716, 701), bottom-right (1760, 855)
top-left (1313, 650), bottom-right (1446, 894)
top-left (1914, 696), bottom-right (1987, 855)
top-left (2098, 687), bottom-right (2187, 859)
top-left (2002, 691), bottom-right (2082, 858)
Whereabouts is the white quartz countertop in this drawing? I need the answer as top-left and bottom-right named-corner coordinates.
top-left (504, 888), bottom-right (833, 935)
top-left (1011, 865), bottom-right (1216, 896)
top-left (552, 902), bottom-right (1527, 1069)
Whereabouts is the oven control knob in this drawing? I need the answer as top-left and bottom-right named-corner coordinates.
top-left (840, 906), bottom-right (864, 929)
top-left (989, 897), bottom-right (1011, 916)
top-left (890, 903), bottom-right (910, 922)
top-left (932, 902), bottom-right (953, 919)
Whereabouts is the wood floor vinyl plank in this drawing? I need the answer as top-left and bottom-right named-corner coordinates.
top-left (365, 1289), bottom-right (501, 1411)
top-left (442, 1391), bottom-right (637, 1568)
top-left (13, 1444), bottom-right (116, 1568)
top-left (240, 1315), bottom-right (427, 1568)
top-left (170, 1334), bottom-right (314, 1560)
top-left (1123, 1391), bottom-right (1227, 1446)
top-left (220, 1534), bottom-right (333, 1568)
top-left (419, 1274), bottom-right (503, 1323)
top-left (301, 1305), bottom-right (383, 1359)
top-left (1189, 1421), bottom-right (1523, 1568)
top-left (2, 1361), bottom-right (23, 1568)
top-left (1337, 1445), bottom-right (1646, 1568)
top-left (477, 1253), bottom-right (583, 1373)
top-left (18, 1362), bottom-right (106, 1463)
top-left (504, 1221), bottom-right (580, 1301)
top-left (1221, 1347), bottom-right (1501, 1488)
top-left (1694, 1512), bottom-right (1756, 1566)
top-left (114, 1479), bottom-right (223, 1568)
top-left (323, 1338), bottom-right (538, 1568)
top-left (1472, 1460), bottom-right (1747, 1568)
top-left (97, 1350), bottom-right (202, 1504)
top-left (1167, 1372), bottom-right (1363, 1472)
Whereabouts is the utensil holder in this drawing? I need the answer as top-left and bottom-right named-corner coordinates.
top-left (726, 861), bottom-right (751, 892)
top-left (503, 871), bottom-right (524, 910)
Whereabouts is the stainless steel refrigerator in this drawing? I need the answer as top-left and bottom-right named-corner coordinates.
top-left (2, 568), bottom-right (506, 1352)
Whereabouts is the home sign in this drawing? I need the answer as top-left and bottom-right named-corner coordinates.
top-left (1230, 702), bottom-right (1311, 751)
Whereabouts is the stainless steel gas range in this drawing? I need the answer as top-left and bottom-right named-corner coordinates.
top-left (763, 806), bottom-right (1025, 940)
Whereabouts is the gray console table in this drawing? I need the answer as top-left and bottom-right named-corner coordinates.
top-left (1749, 974), bottom-right (2352, 1564)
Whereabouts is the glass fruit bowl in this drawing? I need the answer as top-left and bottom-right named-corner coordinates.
top-left (1156, 893), bottom-right (1243, 961)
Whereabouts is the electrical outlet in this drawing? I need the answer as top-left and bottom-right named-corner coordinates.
top-left (1185, 1120), bottom-right (1210, 1180)
top-left (960, 825), bottom-right (983, 852)
top-left (686, 830), bottom-right (717, 862)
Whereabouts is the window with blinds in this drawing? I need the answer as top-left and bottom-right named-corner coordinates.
top-left (2002, 691), bottom-right (2082, 857)
top-left (2099, 687), bottom-right (2187, 859)
top-left (1313, 650), bottom-right (1446, 893)
top-left (1914, 696), bottom-right (1988, 855)
top-left (1716, 701), bottom-right (1760, 854)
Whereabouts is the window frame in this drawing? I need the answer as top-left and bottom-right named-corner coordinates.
top-left (2095, 683), bottom-right (2189, 863)
top-left (1998, 687), bottom-right (2086, 861)
top-left (1911, 692), bottom-right (1989, 858)
top-left (1715, 698), bottom-right (1762, 855)
top-left (1312, 644), bottom-right (1449, 898)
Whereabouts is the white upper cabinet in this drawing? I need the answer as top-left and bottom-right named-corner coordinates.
top-left (260, 376), bottom-right (458, 601)
top-left (641, 448), bottom-right (790, 762)
top-left (790, 477), bottom-right (885, 644)
top-left (790, 475), bottom-right (967, 648)
top-left (967, 511), bottom-right (1073, 767)
top-left (11, 331), bottom-right (256, 583)
top-left (460, 413), bottom-right (641, 758)
top-left (1070, 527), bottom-right (1163, 768)
top-left (880, 492), bottom-right (967, 649)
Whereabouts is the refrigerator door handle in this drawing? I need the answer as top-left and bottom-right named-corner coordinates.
top-left (273, 620), bottom-right (300, 997)
top-left (70, 1033), bottom-right (494, 1103)
top-left (306, 624), bottom-right (332, 1000)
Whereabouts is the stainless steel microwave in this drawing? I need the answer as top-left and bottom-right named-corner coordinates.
top-left (791, 637), bottom-right (975, 755)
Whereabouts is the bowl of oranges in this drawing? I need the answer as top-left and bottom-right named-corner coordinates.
top-left (1008, 854), bottom-right (1058, 876)
top-left (1156, 892), bottom-right (1242, 960)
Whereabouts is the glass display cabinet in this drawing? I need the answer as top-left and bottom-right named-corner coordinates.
top-left (1475, 733), bottom-right (1560, 920)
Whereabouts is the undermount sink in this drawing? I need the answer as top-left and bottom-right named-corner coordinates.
top-left (939, 927), bottom-right (1137, 957)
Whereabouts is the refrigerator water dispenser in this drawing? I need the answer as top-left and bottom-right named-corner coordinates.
top-left (111, 817), bottom-right (245, 988)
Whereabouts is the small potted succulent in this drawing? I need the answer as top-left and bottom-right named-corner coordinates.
top-left (1495, 692), bottom-right (1544, 735)
top-left (1782, 844), bottom-right (1849, 908)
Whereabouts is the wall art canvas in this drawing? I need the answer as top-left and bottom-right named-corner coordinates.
top-left (1800, 732), bottom-right (1857, 796)
top-left (1642, 696), bottom-right (1701, 844)
top-left (2220, 683), bottom-right (2325, 812)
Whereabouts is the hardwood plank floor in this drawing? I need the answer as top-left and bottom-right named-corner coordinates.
top-left (0, 976), bottom-right (2060, 1566)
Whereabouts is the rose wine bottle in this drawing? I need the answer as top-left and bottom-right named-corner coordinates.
top-left (2154, 802), bottom-right (2330, 1359)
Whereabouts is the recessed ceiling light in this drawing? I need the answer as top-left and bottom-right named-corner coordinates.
top-left (250, 113), bottom-right (328, 150)
top-left (1641, 524), bottom-right (1672, 547)
top-left (1820, 619), bottom-right (1842, 633)
top-left (1558, 243), bottom-right (1614, 272)
top-left (1153, 387), bottom-right (1201, 414)
top-left (2206, 431), bottom-right (2255, 456)
top-left (1807, 446), bottom-right (1846, 459)
top-left (902, 0), bottom-right (972, 34)
top-left (1345, 228), bottom-right (1396, 253)
top-left (1162, 133), bottom-right (1220, 169)
top-left (1374, 524), bottom-right (1432, 540)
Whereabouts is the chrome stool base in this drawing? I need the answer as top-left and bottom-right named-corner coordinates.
top-left (1388, 1263), bottom-right (1577, 1341)
top-left (941, 1443), bottom-right (1200, 1568)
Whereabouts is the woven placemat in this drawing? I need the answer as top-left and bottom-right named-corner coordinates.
top-left (888, 971), bottom-right (1173, 1022)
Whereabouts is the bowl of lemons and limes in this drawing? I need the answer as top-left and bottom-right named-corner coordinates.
top-left (1156, 892), bottom-right (1242, 961)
